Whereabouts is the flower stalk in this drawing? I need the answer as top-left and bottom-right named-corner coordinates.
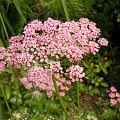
top-left (77, 81), bottom-right (80, 117)
top-left (52, 75), bottom-right (72, 120)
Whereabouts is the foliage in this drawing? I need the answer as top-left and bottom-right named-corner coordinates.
top-left (31, 0), bottom-right (96, 21)
top-left (0, 0), bottom-right (34, 47)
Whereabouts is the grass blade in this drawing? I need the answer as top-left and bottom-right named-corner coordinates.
top-left (0, 12), bottom-right (9, 47)
top-left (61, 0), bottom-right (70, 21)
top-left (12, 0), bottom-right (26, 23)
top-left (2, 12), bottom-right (15, 35)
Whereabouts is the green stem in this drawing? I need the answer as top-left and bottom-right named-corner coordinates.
top-left (0, 85), bottom-right (13, 118)
top-left (11, 66), bottom-right (20, 107)
top-left (77, 81), bottom-right (80, 117)
top-left (61, 0), bottom-right (70, 21)
top-left (77, 61), bottom-right (80, 118)
top-left (52, 75), bottom-right (72, 120)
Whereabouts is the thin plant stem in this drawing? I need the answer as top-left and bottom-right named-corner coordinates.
top-left (11, 66), bottom-right (20, 108)
top-left (0, 85), bottom-right (13, 118)
top-left (77, 81), bottom-right (80, 117)
top-left (61, 0), bottom-right (70, 21)
top-left (52, 75), bottom-right (72, 120)
top-left (77, 61), bottom-right (80, 118)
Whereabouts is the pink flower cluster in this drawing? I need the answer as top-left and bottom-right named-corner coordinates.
top-left (98, 38), bottom-right (108, 46)
top-left (0, 47), bottom-right (10, 73)
top-left (66, 65), bottom-right (85, 82)
top-left (0, 18), bottom-right (109, 97)
top-left (109, 87), bottom-right (120, 106)
top-left (20, 66), bottom-right (71, 97)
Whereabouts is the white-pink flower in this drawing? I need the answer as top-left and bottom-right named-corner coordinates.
top-left (110, 86), bottom-right (117, 92)
top-left (98, 38), bottom-right (108, 46)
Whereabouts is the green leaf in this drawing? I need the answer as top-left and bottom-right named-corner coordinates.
top-left (88, 85), bottom-right (93, 90)
top-left (20, 68), bottom-right (27, 77)
top-left (84, 0), bottom-right (95, 12)
top-left (62, 111), bottom-right (67, 120)
top-left (104, 61), bottom-right (111, 67)
top-left (12, 91), bottom-right (21, 97)
top-left (102, 108), bottom-right (114, 119)
top-left (97, 77), bottom-right (104, 83)
top-left (61, 0), bottom-right (70, 21)
top-left (10, 96), bottom-right (22, 104)
top-left (2, 12), bottom-right (15, 35)
top-left (0, 12), bottom-right (9, 47)
top-left (92, 88), bottom-right (99, 94)
top-left (79, 82), bottom-right (85, 91)
top-left (95, 82), bottom-right (99, 87)
top-left (45, 100), bottom-right (60, 114)
top-left (117, 13), bottom-right (120, 22)
top-left (82, 61), bottom-right (89, 68)
top-left (90, 63), bottom-right (94, 68)
top-left (101, 82), bottom-right (108, 87)
top-left (4, 85), bottom-right (12, 100)
top-left (24, 99), bottom-right (32, 105)
top-left (94, 67), bottom-right (101, 73)
top-left (0, 38), bottom-right (4, 47)
top-left (23, 92), bottom-right (32, 99)
top-left (101, 66), bottom-right (108, 74)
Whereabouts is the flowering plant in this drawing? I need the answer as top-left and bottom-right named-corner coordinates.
top-left (0, 18), bottom-right (109, 119)
top-left (109, 86), bottom-right (120, 110)
top-left (0, 18), bottom-right (108, 96)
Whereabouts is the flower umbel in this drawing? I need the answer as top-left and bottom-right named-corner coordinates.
top-left (0, 18), bottom-right (108, 97)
